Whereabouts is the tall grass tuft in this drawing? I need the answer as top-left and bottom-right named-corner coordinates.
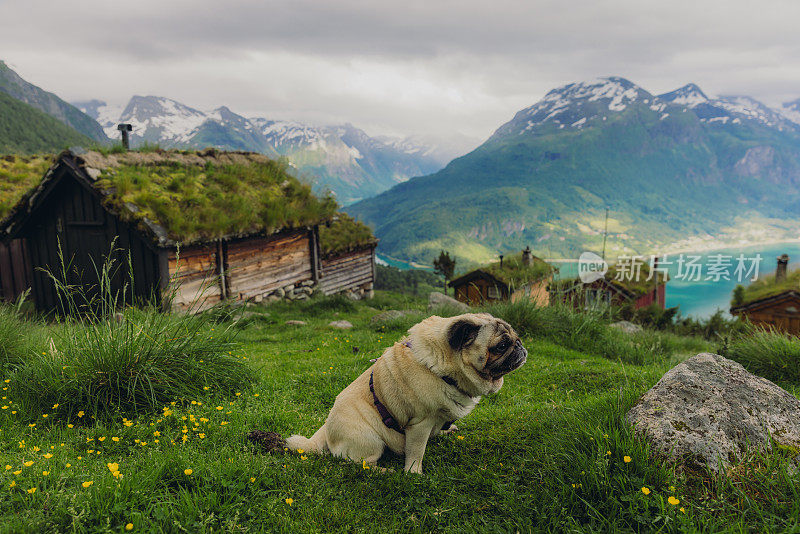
top-left (485, 300), bottom-right (709, 365)
top-left (0, 291), bottom-right (46, 370)
top-left (12, 243), bottom-right (254, 419)
top-left (720, 326), bottom-right (800, 383)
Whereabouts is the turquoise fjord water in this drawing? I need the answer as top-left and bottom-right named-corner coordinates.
top-left (381, 241), bottom-right (800, 319)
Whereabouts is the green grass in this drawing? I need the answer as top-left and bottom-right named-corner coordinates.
top-left (720, 325), bottom-right (800, 384)
top-left (319, 213), bottom-right (377, 257)
top-left (0, 294), bottom-right (798, 532)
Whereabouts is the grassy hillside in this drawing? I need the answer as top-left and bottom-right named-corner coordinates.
top-left (0, 91), bottom-right (92, 154)
top-left (0, 61), bottom-right (108, 142)
top-left (348, 102), bottom-right (800, 266)
top-left (1, 292), bottom-right (800, 531)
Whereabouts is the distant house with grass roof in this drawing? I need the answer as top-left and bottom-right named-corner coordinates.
top-left (730, 254), bottom-right (800, 334)
top-left (0, 148), bottom-right (376, 311)
top-left (449, 247), bottom-right (555, 306)
top-left (555, 259), bottom-right (667, 310)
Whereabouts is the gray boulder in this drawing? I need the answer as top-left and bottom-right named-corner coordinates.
top-left (626, 353), bottom-right (800, 472)
top-left (610, 320), bottom-right (643, 334)
top-left (285, 320), bottom-right (307, 326)
top-left (328, 320), bottom-right (353, 329)
top-left (428, 292), bottom-right (470, 313)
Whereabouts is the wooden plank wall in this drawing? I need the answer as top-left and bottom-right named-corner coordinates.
top-left (319, 247), bottom-right (374, 295)
top-left (226, 230), bottom-right (313, 301)
top-left (167, 244), bottom-right (222, 312)
top-left (167, 229), bottom-right (313, 310)
top-left (0, 239), bottom-right (31, 302)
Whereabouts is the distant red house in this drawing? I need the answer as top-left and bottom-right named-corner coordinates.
top-left (555, 268), bottom-right (667, 310)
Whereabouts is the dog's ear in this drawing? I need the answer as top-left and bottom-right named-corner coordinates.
top-left (448, 319), bottom-right (482, 351)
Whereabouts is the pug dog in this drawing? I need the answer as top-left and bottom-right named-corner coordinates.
top-left (285, 313), bottom-right (527, 473)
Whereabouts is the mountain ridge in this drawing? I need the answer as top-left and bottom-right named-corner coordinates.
top-left (348, 76), bottom-right (800, 266)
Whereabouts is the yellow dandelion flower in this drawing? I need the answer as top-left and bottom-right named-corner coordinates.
top-left (184, 469), bottom-right (193, 476)
top-left (457, 435), bottom-right (465, 440)
top-left (125, 524), bottom-right (134, 531)
top-left (42, 414), bottom-right (48, 418)
top-left (77, 411), bottom-right (84, 418)
top-left (285, 498), bottom-right (293, 505)
top-left (606, 451), bottom-right (611, 456)
top-left (250, 477), bottom-right (256, 482)
top-left (67, 424), bottom-right (74, 429)
top-left (42, 471), bottom-right (49, 476)
top-left (82, 481), bottom-right (93, 488)
top-left (680, 507), bottom-right (686, 513)
top-left (300, 455), bottom-right (307, 460)
top-left (28, 423), bottom-right (35, 428)
top-left (43, 453), bottom-right (52, 459)
top-left (65, 463), bottom-right (71, 468)
top-left (3, 465), bottom-right (9, 470)
top-left (297, 449), bottom-right (304, 454)
top-left (13, 470), bottom-right (21, 475)
top-left (668, 496), bottom-right (680, 506)
top-left (23, 461), bottom-right (33, 467)
top-left (98, 437), bottom-right (106, 442)
top-left (641, 487), bottom-right (651, 495)
top-left (107, 463), bottom-right (119, 473)
top-left (254, 393), bottom-right (259, 397)
top-left (26, 487), bottom-right (36, 494)
top-left (87, 450), bottom-right (94, 454)
top-left (9, 481), bottom-right (15, 488)
top-left (112, 437), bottom-right (120, 442)
top-left (52, 403), bottom-right (59, 409)
top-left (216, 406), bottom-right (223, 411)
top-left (623, 456), bottom-right (631, 463)
top-left (203, 386), bottom-right (210, 391)
top-left (220, 421), bottom-right (228, 426)
top-left (199, 433), bottom-right (205, 439)
top-left (362, 460), bottom-right (370, 470)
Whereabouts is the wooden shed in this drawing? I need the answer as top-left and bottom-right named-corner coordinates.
top-left (730, 254), bottom-right (800, 334)
top-left (449, 248), bottom-right (554, 306)
top-left (0, 149), bottom-right (351, 312)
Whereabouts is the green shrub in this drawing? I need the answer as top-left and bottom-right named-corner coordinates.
top-left (720, 326), bottom-right (800, 383)
top-left (12, 306), bottom-right (253, 420)
top-left (10, 246), bottom-right (254, 420)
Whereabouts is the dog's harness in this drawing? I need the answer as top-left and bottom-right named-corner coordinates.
top-left (369, 339), bottom-right (462, 435)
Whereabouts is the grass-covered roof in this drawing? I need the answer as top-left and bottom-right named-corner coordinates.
top-left (1, 149), bottom-right (339, 246)
top-left (734, 269), bottom-right (800, 307)
top-left (0, 154), bottom-right (55, 219)
top-left (319, 213), bottom-right (377, 258)
top-left (454, 252), bottom-right (554, 289)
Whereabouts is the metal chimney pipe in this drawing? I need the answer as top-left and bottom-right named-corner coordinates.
top-left (776, 254), bottom-right (789, 283)
top-left (499, 255), bottom-right (504, 268)
top-left (117, 123), bottom-right (133, 150)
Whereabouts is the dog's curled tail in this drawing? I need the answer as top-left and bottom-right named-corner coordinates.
top-left (285, 425), bottom-right (327, 454)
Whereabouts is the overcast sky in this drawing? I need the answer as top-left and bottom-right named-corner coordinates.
top-left (2, 0), bottom-right (800, 149)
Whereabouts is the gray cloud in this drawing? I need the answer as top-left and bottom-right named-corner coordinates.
top-left (1, 0), bottom-right (800, 145)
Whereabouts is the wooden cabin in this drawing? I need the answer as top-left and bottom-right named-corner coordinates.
top-left (556, 260), bottom-right (667, 310)
top-left (730, 254), bottom-right (800, 334)
top-left (318, 214), bottom-right (378, 300)
top-left (449, 248), bottom-right (554, 306)
top-left (0, 149), bottom-right (374, 312)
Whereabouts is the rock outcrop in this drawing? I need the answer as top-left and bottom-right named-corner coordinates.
top-left (626, 353), bottom-right (800, 472)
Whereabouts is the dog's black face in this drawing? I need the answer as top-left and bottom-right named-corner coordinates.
top-left (447, 314), bottom-right (527, 383)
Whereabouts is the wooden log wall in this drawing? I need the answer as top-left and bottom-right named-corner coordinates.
top-left (167, 229), bottom-right (314, 310)
top-left (167, 244), bottom-right (222, 312)
top-left (226, 230), bottom-right (313, 301)
top-left (319, 247), bottom-right (375, 296)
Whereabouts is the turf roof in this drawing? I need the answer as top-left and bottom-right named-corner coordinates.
top-left (0, 154), bottom-right (55, 219)
top-left (318, 213), bottom-right (377, 258)
top-left (454, 252), bottom-right (554, 289)
top-left (735, 269), bottom-right (800, 307)
top-left (1, 149), bottom-right (339, 246)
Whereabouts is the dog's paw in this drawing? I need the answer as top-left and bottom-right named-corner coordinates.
top-left (440, 424), bottom-right (459, 434)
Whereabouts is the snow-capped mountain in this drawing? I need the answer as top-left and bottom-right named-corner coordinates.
top-left (76, 96), bottom-right (447, 203)
top-left (351, 76), bottom-right (800, 265)
top-left (491, 77), bottom-right (800, 141)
